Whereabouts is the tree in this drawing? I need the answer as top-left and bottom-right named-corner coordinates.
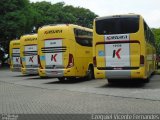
top-left (30, 2), bottom-right (98, 30)
top-left (152, 28), bottom-right (160, 55)
top-left (0, 0), bottom-right (98, 52)
top-left (63, 5), bottom-right (97, 28)
top-left (0, 0), bottom-right (35, 52)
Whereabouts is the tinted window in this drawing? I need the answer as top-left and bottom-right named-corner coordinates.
top-left (96, 16), bottom-right (139, 34)
top-left (144, 21), bottom-right (155, 47)
top-left (75, 37), bottom-right (92, 47)
top-left (74, 28), bottom-right (93, 47)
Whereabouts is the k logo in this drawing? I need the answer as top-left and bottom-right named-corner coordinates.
top-left (113, 48), bottom-right (121, 59)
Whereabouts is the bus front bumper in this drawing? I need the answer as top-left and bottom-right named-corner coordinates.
top-left (94, 67), bottom-right (146, 79)
top-left (39, 69), bottom-right (64, 77)
top-left (38, 68), bottom-right (75, 77)
top-left (21, 68), bottom-right (39, 75)
top-left (10, 67), bottom-right (21, 72)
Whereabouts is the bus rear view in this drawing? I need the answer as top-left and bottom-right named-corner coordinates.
top-left (10, 40), bottom-right (21, 72)
top-left (38, 24), bottom-right (94, 80)
top-left (20, 34), bottom-right (39, 75)
top-left (93, 14), bottom-right (156, 82)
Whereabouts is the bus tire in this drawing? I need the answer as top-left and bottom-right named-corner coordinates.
top-left (107, 79), bottom-right (112, 84)
top-left (58, 77), bottom-right (66, 81)
top-left (0, 59), bottom-right (3, 67)
top-left (143, 78), bottom-right (150, 83)
top-left (107, 79), bottom-right (117, 84)
top-left (86, 65), bottom-right (94, 80)
top-left (40, 76), bottom-right (48, 79)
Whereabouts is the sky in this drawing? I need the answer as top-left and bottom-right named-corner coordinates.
top-left (30, 0), bottom-right (160, 28)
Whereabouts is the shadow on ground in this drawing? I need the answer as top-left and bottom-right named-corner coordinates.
top-left (0, 64), bottom-right (9, 70)
top-left (13, 74), bottom-right (38, 77)
top-left (100, 80), bottom-right (146, 88)
top-left (155, 69), bottom-right (160, 75)
top-left (45, 78), bottom-right (90, 84)
top-left (26, 76), bottom-right (54, 80)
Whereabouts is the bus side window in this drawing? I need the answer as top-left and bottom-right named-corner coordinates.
top-left (74, 28), bottom-right (93, 47)
top-left (144, 20), bottom-right (156, 47)
top-left (144, 21), bottom-right (147, 40)
top-left (75, 37), bottom-right (92, 47)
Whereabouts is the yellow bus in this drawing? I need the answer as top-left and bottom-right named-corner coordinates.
top-left (9, 40), bottom-right (21, 72)
top-left (20, 34), bottom-right (39, 74)
top-left (38, 24), bottom-right (94, 80)
top-left (93, 14), bottom-right (156, 82)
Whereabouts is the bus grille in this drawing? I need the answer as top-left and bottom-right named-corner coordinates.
top-left (12, 53), bottom-right (20, 57)
top-left (25, 65), bottom-right (39, 68)
top-left (45, 65), bottom-right (65, 69)
top-left (23, 51), bottom-right (37, 56)
top-left (41, 46), bottom-right (67, 53)
top-left (13, 64), bottom-right (21, 67)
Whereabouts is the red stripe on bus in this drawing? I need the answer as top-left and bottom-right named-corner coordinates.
top-left (24, 44), bottom-right (37, 46)
top-left (44, 38), bottom-right (63, 40)
top-left (96, 40), bottom-right (140, 45)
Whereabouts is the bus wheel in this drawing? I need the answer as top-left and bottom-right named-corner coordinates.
top-left (86, 66), bottom-right (94, 80)
top-left (143, 78), bottom-right (150, 83)
top-left (107, 79), bottom-right (116, 84)
top-left (0, 60), bottom-right (2, 67)
top-left (40, 76), bottom-right (48, 79)
top-left (107, 79), bottom-right (112, 84)
top-left (107, 79), bottom-right (121, 84)
top-left (58, 77), bottom-right (66, 81)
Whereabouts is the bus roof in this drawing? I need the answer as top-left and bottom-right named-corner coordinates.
top-left (10, 40), bottom-right (20, 47)
top-left (10, 39), bottom-right (20, 44)
top-left (20, 34), bottom-right (37, 40)
top-left (39, 24), bottom-right (92, 32)
top-left (95, 14), bottom-right (141, 21)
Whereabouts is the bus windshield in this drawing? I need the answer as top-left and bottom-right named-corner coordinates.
top-left (95, 16), bottom-right (139, 35)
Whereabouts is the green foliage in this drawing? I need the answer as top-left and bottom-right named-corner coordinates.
top-left (31, 2), bottom-right (97, 30)
top-left (0, 0), bottom-right (35, 51)
top-left (152, 28), bottom-right (160, 55)
top-left (0, 0), bottom-right (97, 52)
top-left (63, 5), bottom-right (97, 28)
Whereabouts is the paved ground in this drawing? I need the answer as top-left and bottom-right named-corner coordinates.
top-left (0, 67), bottom-right (160, 119)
